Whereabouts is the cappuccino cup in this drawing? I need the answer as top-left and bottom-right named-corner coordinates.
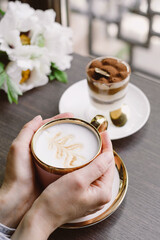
top-left (31, 117), bottom-right (107, 187)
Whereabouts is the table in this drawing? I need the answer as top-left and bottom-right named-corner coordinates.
top-left (0, 54), bottom-right (160, 240)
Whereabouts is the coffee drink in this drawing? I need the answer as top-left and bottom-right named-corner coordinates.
top-left (34, 122), bottom-right (100, 168)
top-left (31, 118), bottom-right (103, 187)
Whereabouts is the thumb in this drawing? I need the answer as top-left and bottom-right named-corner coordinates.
top-left (15, 115), bottom-right (42, 146)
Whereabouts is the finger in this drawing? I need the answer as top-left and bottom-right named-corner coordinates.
top-left (42, 112), bottom-right (74, 125)
top-left (76, 132), bottom-right (114, 185)
top-left (94, 160), bottom-right (115, 190)
top-left (100, 131), bottom-right (113, 153)
top-left (15, 115), bottom-right (42, 146)
top-left (101, 161), bottom-right (115, 188)
top-left (77, 151), bottom-right (114, 186)
top-left (87, 161), bottom-right (115, 207)
top-left (97, 161), bottom-right (115, 202)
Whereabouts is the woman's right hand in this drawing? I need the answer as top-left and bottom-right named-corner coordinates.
top-left (12, 131), bottom-right (115, 240)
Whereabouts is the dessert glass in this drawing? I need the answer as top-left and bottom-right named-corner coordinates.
top-left (86, 56), bottom-right (131, 112)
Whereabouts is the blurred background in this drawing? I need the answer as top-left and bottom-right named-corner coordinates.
top-left (0, 0), bottom-right (160, 80)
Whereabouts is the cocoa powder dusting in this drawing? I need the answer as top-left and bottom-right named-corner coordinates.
top-left (87, 58), bottom-right (129, 83)
top-left (101, 65), bottom-right (118, 77)
top-left (119, 71), bottom-right (128, 79)
top-left (115, 62), bottom-right (127, 72)
top-left (102, 58), bottom-right (117, 66)
top-left (89, 60), bottom-right (102, 69)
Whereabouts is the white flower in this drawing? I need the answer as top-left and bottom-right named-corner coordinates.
top-left (11, 45), bottom-right (51, 74)
top-left (2, 61), bottom-right (49, 93)
top-left (0, 2), bottom-right (73, 71)
top-left (0, 1), bottom-right (37, 54)
top-left (33, 10), bottom-right (73, 70)
top-left (0, 1), bottom-right (73, 71)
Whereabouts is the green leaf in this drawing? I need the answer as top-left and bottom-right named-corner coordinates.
top-left (0, 62), bottom-right (5, 73)
top-left (6, 76), bottom-right (22, 104)
top-left (0, 71), bottom-right (7, 88)
top-left (51, 62), bottom-right (56, 69)
top-left (48, 73), bottom-right (55, 81)
top-left (54, 69), bottom-right (68, 83)
top-left (49, 62), bottom-right (68, 83)
top-left (7, 89), bottom-right (13, 104)
top-left (0, 65), bottom-right (22, 104)
top-left (0, 9), bottom-right (5, 16)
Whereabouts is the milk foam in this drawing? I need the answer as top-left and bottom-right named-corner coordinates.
top-left (34, 123), bottom-right (99, 168)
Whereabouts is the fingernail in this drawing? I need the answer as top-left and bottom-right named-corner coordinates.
top-left (33, 115), bottom-right (42, 121)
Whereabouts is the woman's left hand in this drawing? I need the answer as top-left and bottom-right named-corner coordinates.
top-left (0, 113), bottom-right (73, 228)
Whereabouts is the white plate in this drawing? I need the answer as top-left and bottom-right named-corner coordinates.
top-left (59, 79), bottom-right (150, 140)
top-left (61, 151), bottom-right (128, 229)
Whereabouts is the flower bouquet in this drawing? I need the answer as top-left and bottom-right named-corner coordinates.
top-left (0, 1), bottom-right (73, 103)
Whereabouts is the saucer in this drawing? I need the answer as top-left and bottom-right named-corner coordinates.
top-left (61, 151), bottom-right (128, 229)
top-left (59, 79), bottom-right (150, 140)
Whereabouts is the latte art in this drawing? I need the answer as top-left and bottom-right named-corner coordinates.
top-left (34, 123), bottom-right (100, 168)
top-left (47, 131), bottom-right (86, 167)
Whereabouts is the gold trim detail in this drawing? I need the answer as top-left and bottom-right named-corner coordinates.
top-left (91, 115), bottom-right (108, 132)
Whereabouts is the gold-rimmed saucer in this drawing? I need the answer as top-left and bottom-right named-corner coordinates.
top-left (61, 151), bottom-right (128, 229)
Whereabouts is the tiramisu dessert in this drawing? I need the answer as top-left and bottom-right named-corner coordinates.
top-left (86, 57), bottom-right (131, 110)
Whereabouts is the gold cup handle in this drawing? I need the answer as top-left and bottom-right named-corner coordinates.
top-left (91, 115), bottom-right (108, 133)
